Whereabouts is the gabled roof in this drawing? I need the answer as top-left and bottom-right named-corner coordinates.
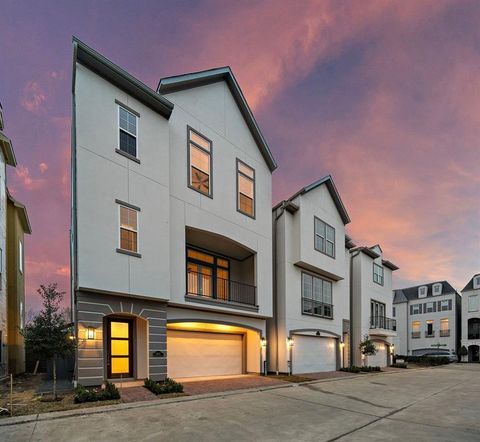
top-left (350, 246), bottom-right (379, 259)
top-left (157, 67), bottom-right (277, 172)
top-left (72, 37), bottom-right (173, 118)
top-left (394, 281), bottom-right (457, 302)
top-left (7, 189), bottom-right (32, 234)
top-left (393, 290), bottom-right (408, 304)
top-left (273, 175), bottom-right (351, 224)
top-left (462, 274), bottom-right (480, 292)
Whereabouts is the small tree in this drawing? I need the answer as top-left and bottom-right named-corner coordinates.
top-left (23, 284), bottom-right (75, 400)
top-left (458, 345), bottom-right (468, 362)
top-left (359, 336), bottom-right (377, 366)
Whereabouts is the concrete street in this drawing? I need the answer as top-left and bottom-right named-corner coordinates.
top-left (2, 364), bottom-right (479, 441)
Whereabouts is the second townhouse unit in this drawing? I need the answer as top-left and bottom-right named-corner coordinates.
top-left (268, 176), bottom-right (352, 374)
top-left (461, 274), bottom-right (480, 362)
top-left (350, 245), bottom-right (398, 367)
top-left (71, 39), bottom-right (277, 386)
top-left (393, 281), bottom-right (461, 357)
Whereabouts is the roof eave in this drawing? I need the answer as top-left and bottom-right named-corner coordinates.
top-left (382, 259), bottom-right (399, 271)
top-left (73, 37), bottom-right (173, 119)
top-left (0, 132), bottom-right (17, 166)
top-left (7, 190), bottom-right (32, 234)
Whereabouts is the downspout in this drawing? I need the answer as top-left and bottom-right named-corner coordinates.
top-left (349, 250), bottom-right (360, 367)
top-left (272, 202), bottom-right (286, 375)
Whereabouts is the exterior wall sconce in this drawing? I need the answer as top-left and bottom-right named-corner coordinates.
top-left (340, 341), bottom-right (345, 348)
top-left (86, 327), bottom-right (95, 340)
top-left (287, 337), bottom-right (294, 348)
top-left (260, 337), bottom-right (267, 348)
top-left (390, 345), bottom-right (395, 354)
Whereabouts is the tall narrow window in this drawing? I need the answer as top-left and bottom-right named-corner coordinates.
top-left (426, 320), bottom-right (434, 337)
top-left (19, 241), bottom-right (23, 274)
top-left (373, 263), bottom-right (384, 285)
top-left (469, 295), bottom-right (479, 312)
top-left (314, 217), bottom-right (335, 258)
top-left (188, 128), bottom-right (212, 196)
top-left (119, 206), bottom-right (138, 253)
top-left (237, 160), bottom-right (255, 217)
top-left (118, 106), bottom-right (137, 158)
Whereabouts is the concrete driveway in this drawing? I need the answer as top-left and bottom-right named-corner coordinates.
top-left (3, 364), bottom-right (479, 441)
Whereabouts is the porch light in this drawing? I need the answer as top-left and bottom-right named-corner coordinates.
top-left (287, 337), bottom-right (294, 348)
top-left (340, 341), bottom-right (345, 348)
top-left (86, 327), bottom-right (95, 340)
top-left (260, 337), bottom-right (267, 348)
top-left (390, 345), bottom-right (395, 354)
top-left (69, 334), bottom-right (75, 341)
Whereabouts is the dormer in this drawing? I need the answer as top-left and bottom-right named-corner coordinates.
top-left (474, 274), bottom-right (480, 290)
top-left (418, 286), bottom-right (428, 298)
top-left (432, 283), bottom-right (442, 296)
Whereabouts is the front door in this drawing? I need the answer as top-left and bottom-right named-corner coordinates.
top-left (469, 345), bottom-right (480, 363)
top-left (107, 318), bottom-right (134, 379)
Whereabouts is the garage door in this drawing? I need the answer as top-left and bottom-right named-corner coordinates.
top-left (292, 335), bottom-right (336, 374)
top-left (167, 330), bottom-right (243, 379)
top-left (368, 342), bottom-right (387, 367)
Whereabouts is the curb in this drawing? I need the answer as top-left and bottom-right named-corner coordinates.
top-left (0, 366), bottom-right (439, 427)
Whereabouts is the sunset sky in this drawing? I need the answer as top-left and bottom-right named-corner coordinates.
top-left (0, 0), bottom-right (479, 311)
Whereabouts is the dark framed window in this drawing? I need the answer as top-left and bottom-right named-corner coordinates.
top-left (301, 272), bottom-right (333, 319)
top-left (119, 205), bottom-right (138, 253)
top-left (314, 217), bottom-right (335, 258)
top-left (373, 263), bottom-right (384, 285)
top-left (118, 106), bottom-right (137, 158)
top-left (186, 248), bottom-right (230, 300)
top-left (370, 300), bottom-right (386, 328)
top-left (236, 159), bottom-right (255, 218)
top-left (412, 304), bottom-right (421, 315)
top-left (188, 127), bottom-right (212, 197)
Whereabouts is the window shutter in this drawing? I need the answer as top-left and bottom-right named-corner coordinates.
top-left (437, 301), bottom-right (441, 311)
top-left (423, 303), bottom-right (426, 313)
top-left (448, 299), bottom-right (452, 310)
top-left (410, 305), bottom-right (413, 315)
top-left (433, 302), bottom-right (437, 312)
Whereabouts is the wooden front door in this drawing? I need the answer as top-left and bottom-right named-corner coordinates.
top-left (107, 318), bottom-right (134, 379)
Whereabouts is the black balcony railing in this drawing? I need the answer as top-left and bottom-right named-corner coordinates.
top-left (370, 315), bottom-right (396, 331)
top-left (302, 298), bottom-right (333, 319)
top-left (411, 331), bottom-right (421, 338)
top-left (425, 331), bottom-right (435, 338)
top-left (187, 270), bottom-right (256, 306)
top-left (440, 329), bottom-right (450, 337)
top-left (468, 332), bottom-right (480, 340)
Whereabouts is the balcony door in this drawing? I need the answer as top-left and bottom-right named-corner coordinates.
top-left (186, 248), bottom-right (230, 301)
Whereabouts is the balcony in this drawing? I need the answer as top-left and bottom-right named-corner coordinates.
top-left (411, 331), bottom-right (421, 339)
top-left (425, 331), bottom-right (435, 338)
top-left (369, 315), bottom-right (397, 337)
top-left (187, 270), bottom-right (256, 307)
top-left (440, 329), bottom-right (450, 337)
top-left (302, 298), bottom-right (333, 319)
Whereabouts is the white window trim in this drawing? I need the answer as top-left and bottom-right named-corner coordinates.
top-left (19, 241), bottom-right (23, 274)
top-left (314, 217), bottom-right (335, 258)
top-left (373, 263), bottom-right (384, 286)
top-left (468, 295), bottom-right (479, 312)
top-left (118, 204), bottom-right (140, 254)
top-left (418, 286), bottom-right (427, 298)
top-left (117, 104), bottom-right (139, 158)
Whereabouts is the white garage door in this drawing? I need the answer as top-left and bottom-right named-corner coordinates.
top-left (368, 342), bottom-right (387, 367)
top-left (292, 335), bottom-right (336, 374)
top-left (167, 330), bottom-right (243, 379)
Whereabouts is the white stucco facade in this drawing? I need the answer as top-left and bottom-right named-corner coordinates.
top-left (72, 39), bottom-right (275, 385)
top-left (461, 275), bottom-right (480, 362)
top-left (268, 178), bottom-right (351, 374)
top-left (351, 246), bottom-right (398, 367)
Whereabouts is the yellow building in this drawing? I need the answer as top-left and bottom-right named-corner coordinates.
top-left (6, 190), bottom-right (31, 374)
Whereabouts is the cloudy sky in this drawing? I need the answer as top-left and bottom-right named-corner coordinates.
top-left (0, 0), bottom-right (479, 310)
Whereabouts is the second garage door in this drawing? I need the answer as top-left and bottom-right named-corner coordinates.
top-left (167, 330), bottom-right (243, 379)
top-left (292, 335), bottom-right (337, 374)
top-left (367, 342), bottom-right (387, 367)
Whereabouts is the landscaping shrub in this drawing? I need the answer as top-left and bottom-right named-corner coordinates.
top-left (396, 356), bottom-right (450, 366)
top-left (74, 381), bottom-right (120, 403)
top-left (391, 363), bottom-right (408, 369)
top-left (144, 377), bottom-right (184, 395)
top-left (340, 365), bottom-right (381, 373)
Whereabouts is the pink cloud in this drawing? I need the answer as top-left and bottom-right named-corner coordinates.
top-left (14, 165), bottom-right (47, 191)
top-left (20, 81), bottom-right (46, 113)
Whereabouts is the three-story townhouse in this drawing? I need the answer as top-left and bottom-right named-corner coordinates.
top-left (268, 176), bottom-right (352, 374)
top-left (71, 39), bottom-right (276, 386)
top-left (350, 245), bottom-right (398, 367)
top-left (393, 281), bottom-right (461, 358)
top-left (460, 274), bottom-right (480, 362)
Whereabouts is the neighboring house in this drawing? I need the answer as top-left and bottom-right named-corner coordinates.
top-left (71, 39), bottom-right (276, 386)
top-left (268, 176), bottom-right (352, 374)
top-left (460, 274), bottom-right (480, 362)
top-left (351, 245), bottom-right (398, 367)
top-left (393, 281), bottom-right (461, 357)
top-left (6, 190), bottom-right (31, 374)
top-left (0, 103), bottom-right (18, 378)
